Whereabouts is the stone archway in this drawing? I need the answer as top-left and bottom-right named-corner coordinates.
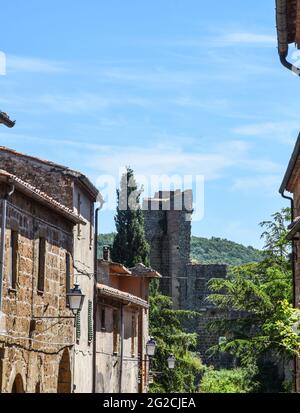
top-left (57, 349), bottom-right (71, 393)
top-left (11, 374), bottom-right (25, 393)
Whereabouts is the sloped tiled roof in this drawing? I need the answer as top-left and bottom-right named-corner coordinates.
top-left (97, 283), bottom-right (149, 308)
top-left (0, 169), bottom-right (85, 225)
top-left (129, 263), bottom-right (162, 278)
top-left (0, 146), bottom-right (99, 200)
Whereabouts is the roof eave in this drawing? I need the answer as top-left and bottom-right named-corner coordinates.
top-left (96, 283), bottom-right (149, 308)
top-left (0, 174), bottom-right (85, 225)
top-left (279, 132), bottom-right (300, 194)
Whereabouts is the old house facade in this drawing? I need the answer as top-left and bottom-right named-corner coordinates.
top-left (0, 147), bottom-right (99, 393)
top-left (0, 169), bottom-right (83, 392)
top-left (279, 134), bottom-right (300, 392)
top-left (143, 190), bottom-right (229, 367)
top-left (96, 250), bottom-right (161, 393)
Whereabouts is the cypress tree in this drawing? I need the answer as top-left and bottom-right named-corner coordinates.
top-left (111, 167), bottom-right (150, 267)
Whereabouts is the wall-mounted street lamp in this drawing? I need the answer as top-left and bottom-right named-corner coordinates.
top-left (66, 283), bottom-right (85, 316)
top-left (167, 354), bottom-right (176, 369)
top-left (146, 337), bottom-right (157, 357)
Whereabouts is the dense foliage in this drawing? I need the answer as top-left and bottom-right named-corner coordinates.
top-left (99, 233), bottom-right (263, 266)
top-left (111, 167), bottom-right (150, 267)
top-left (191, 236), bottom-right (263, 266)
top-left (149, 284), bottom-right (204, 393)
top-left (199, 368), bottom-right (257, 393)
top-left (207, 208), bottom-right (300, 392)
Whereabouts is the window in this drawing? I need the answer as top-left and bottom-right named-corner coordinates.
top-left (77, 193), bottom-right (81, 237)
top-left (66, 253), bottom-right (71, 294)
top-left (76, 310), bottom-right (81, 342)
top-left (131, 313), bottom-right (137, 357)
top-left (8, 230), bottom-right (18, 289)
top-left (37, 237), bottom-right (46, 292)
top-left (113, 310), bottom-right (119, 355)
top-left (101, 308), bottom-right (106, 331)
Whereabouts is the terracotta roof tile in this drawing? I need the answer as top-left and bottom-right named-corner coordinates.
top-left (97, 283), bottom-right (148, 308)
top-left (0, 169), bottom-right (85, 225)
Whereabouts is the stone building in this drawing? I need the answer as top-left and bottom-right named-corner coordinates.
top-left (0, 169), bottom-right (83, 392)
top-left (96, 249), bottom-right (161, 393)
top-left (143, 190), bottom-right (229, 367)
top-left (275, 3), bottom-right (300, 391)
top-left (0, 147), bottom-right (99, 393)
top-left (279, 133), bottom-right (300, 392)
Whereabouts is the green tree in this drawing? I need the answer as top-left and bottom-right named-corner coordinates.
top-left (111, 167), bottom-right (150, 267)
top-left (149, 284), bottom-right (204, 393)
top-left (199, 367), bottom-right (258, 393)
top-left (207, 208), bottom-right (300, 392)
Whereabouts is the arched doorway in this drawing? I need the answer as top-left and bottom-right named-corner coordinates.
top-left (11, 374), bottom-right (25, 393)
top-left (57, 349), bottom-right (71, 393)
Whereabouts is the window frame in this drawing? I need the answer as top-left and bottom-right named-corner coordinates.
top-left (8, 230), bottom-right (18, 290)
top-left (37, 237), bottom-right (46, 293)
top-left (113, 309), bottom-right (119, 355)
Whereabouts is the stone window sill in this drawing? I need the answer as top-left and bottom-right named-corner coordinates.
top-left (8, 288), bottom-right (17, 294)
top-left (37, 290), bottom-right (44, 296)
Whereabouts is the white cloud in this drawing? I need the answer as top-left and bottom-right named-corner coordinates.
top-left (0, 92), bottom-right (153, 114)
top-left (233, 121), bottom-right (299, 145)
top-left (220, 32), bottom-right (276, 45)
top-left (6, 55), bottom-right (67, 74)
top-left (166, 32), bottom-right (276, 48)
top-left (87, 140), bottom-right (281, 183)
top-left (232, 175), bottom-right (281, 196)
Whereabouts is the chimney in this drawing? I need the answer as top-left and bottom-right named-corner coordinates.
top-left (103, 246), bottom-right (111, 261)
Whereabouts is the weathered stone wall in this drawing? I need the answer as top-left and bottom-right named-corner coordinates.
top-left (143, 190), bottom-right (231, 369)
top-left (0, 149), bottom-right (96, 393)
top-left (0, 186), bottom-right (74, 393)
top-left (184, 264), bottom-right (231, 368)
top-left (143, 190), bottom-right (192, 308)
top-left (0, 150), bottom-right (74, 208)
top-left (72, 184), bottom-right (94, 393)
top-left (95, 302), bottom-right (142, 393)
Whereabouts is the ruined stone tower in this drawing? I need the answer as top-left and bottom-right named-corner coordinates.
top-left (143, 189), bottom-right (231, 367)
top-left (143, 189), bottom-right (193, 309)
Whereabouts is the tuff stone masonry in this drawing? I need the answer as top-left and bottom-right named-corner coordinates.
top-left (280, 134), bottom-right (300, 392)
top-left (143, 190), bottom-right (229, 367)
top-left (0, 147), bottom-right (99, 393)
top-left (0, 171), bottom-right (81, 392)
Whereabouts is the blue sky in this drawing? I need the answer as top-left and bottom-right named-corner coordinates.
top-left (0, 0), bottom-right (298, 248)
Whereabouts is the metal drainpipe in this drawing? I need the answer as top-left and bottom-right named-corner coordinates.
top-left (280, 190), bottom-right (297, 392)
top-left (276, 0), bottom-right (300, 76)
top-left (119, 303), bottom-right (125, 393)
top-left (280, 55), bottom-right (300, 77)
top-left (92, 199), bottom-right (104, 393)
top-left (0, 184), bottom-right (15, 313)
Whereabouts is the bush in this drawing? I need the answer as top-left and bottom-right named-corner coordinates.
top-left (199, 368), bottom-right (257, 393)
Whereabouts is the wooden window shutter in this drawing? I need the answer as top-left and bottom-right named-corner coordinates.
top-left (88, 300), bottom-right (93, 345)
top-left (38, 237), bottom-right (46, 292)
top-left (76, 311), bottom-right (81, 342)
